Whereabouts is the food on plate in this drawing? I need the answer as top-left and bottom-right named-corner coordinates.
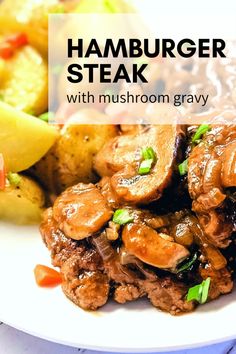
top-left (0, 101), bottom-right (58, 172)
top-left (0, 0), bottom-right (235, 316)
top-left (34, 264), bottom-right (62, 287)
top-left (0, 174), bottom-right (45, 224)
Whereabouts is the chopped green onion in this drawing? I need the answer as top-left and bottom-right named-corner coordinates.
top-left (178, 159), bottom-right (188, 176)
top-left (187, 277), bottom-right (211, 304)
top-left (138, 159), bottom-right (153, 175)
top-left (201, 277), bottom-right (211, 304)
top-left (177, 253), bottom-right (197, 273)
top-left (38, 112), bottom-right (54, 122)
top-left (192, 124), bottom-right (210, 143)
top-left (141, 147), bottom-right (156, 161)
top-left (7, 172), bottom-right (21, 186)
top-left (138, 147), bottom-right (157, 175)
top-left (186, 283), bottom-right (202, 303)
top-left (112, 209), bottom-right (134, 225)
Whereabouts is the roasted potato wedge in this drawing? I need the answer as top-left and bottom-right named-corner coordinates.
top-left (32, 109), bottom-right (117, 194)
top-left (0, 45), bottom-right (48, 115)
top-left (0, 174), bottom-right (45, 224)
top-left (0, 101), bottom-right (58, 172)
top-left (0, 0), bottom-right (62, 56)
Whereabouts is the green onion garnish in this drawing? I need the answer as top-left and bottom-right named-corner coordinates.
top-left (7, 172), bottom-right (21, 186)
top-left (112, 209), bottom-right (134, 225)
top-left (38, 112), bottom-right (54, 122)
top-left (178, 158), bottom-right (188, 176)
top-left (187, 277), bottom-right (211, 304)
top-left (187, 283), bottom-right (202, 303)
top-left (141, 147), bottom-right (156, 161)
top-left (138, 147), bottom-right (157, 175)
top-left (192, 124), bottom-right (210, 143)
top-left (177, 253), bottom-right (197, 273)
top-left (201, 277), bottom-right (211, 304)
top-left (138, 159), bottom-right (153, 175)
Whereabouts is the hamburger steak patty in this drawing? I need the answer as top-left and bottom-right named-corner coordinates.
top-left (40, 182), bottom-right (233, 314)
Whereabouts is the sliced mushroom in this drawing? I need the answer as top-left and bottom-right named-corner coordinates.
top-left (53, 183), bottom-right (113, 240)
top-left (95, 123), bottom-right (184, 204)
top-left (122, 223), bottom-right (189, 270)
top-left (188, 124), bottom-right (236, 247)
top-left (94, 123), bottom-right (150, 179)
top-left (221, 141), bottom-right (236, 187)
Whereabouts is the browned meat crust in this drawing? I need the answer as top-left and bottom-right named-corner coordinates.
top-left (41, 208), bottom-right (108, 310)
top-left (114, 278), bottom-right (195, 316)
top-left (40, 208), bottom-right (80, 268)
top-left (199, 264), bottom-right (233, 300)
top-left (61, 254), bottom-right (109, 311)
top-left (143, 277), bottom-right (195, 315)
top-left (114, 284), bottom-right (143, 303)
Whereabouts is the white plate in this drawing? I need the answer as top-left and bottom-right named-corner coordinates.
top-left (0, 222), bottom-right (235, 352)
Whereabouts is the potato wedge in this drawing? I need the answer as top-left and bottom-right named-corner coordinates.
top-left (0, 175), bottom-right (45, 224)
top-left (0, 0), bottom-right (62, 56)
top-left (0, 45), bottom-right (48, 115)
top-left (32, 109), bottom-right (117, 194)
top-left (0, 101), bottom-right (58, 172)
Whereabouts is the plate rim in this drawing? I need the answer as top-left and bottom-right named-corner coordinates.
top-left (0, 222), bottom-right (236, 352)
top-left (1, 314), bottom-right (236, 352)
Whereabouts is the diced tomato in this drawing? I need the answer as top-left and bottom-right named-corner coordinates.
top-left (6, 33), bottom-right (28, 49)
top-left (0, 154), bottom-right (6, 190)
top-left (34, 264), bottom-right (62, 287)
top-left (0, 43), bottom-right (13, 59)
